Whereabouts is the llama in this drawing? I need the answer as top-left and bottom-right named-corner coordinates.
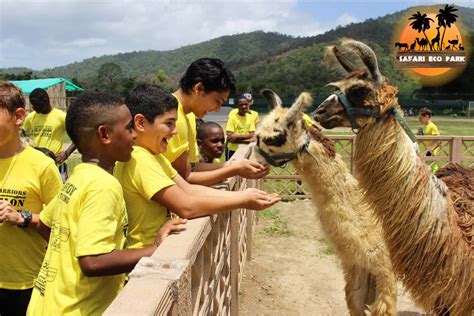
top-left (314, 39), bottom-right (473, 315)
top-left (251, 89), bottom-right (397, 316)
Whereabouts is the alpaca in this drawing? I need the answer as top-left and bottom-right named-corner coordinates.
top-left (251, 89), bottom-right (397, 316)
top-left (314, 39), bottom-right (473, 315)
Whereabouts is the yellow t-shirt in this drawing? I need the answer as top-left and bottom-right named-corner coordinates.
top-left (0, 146), bottom-right (62, 290)
top-left (27, 163), bottom-right (128, 316)
top-left (114, 146), bottom-right (177, 249)
top-left (423, 121), bottom-right (439, 136)
top-left (302, 113), bottom-right (315, 127)
top-left (23, 108), bottom-right (66, 155)
top-left (226, 110), bottom-right (259, 151)
top-left (163, 96), bottom-right (199, 163)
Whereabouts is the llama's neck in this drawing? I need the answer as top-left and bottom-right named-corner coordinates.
top-left (354, 117), bottom-right (454, 239)
top-left (292, 141), bottom-right (362, 217)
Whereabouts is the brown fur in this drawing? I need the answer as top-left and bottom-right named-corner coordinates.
top-left (436, 163), bottom-right (474, 245)
top-left (315, 39), bottom-right (473, 315)
top-left (253, 91), bottom-right (398, 316)
top-left (306, 125), bottom-right (336, 158)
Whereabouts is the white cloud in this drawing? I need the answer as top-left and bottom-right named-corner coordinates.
top-left (336, 13), bottom-right (359, 26)
top-left (0, 0), bottom-right (338, 70)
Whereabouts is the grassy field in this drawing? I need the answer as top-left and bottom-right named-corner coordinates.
top-left (66, 116), bottom-right (473, 175)
top-left (321, 116), bottom-right (474, 136)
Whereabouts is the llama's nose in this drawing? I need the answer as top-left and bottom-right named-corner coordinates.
top-left (312, 106), bottom-right (326, 118)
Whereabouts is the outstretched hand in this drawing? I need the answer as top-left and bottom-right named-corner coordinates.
top-left (236, 159), bottom-right (269, 179)
top-left (243, 188), bottom-right (281, 210)
top-left (154, 218), bottom-right (188, 247)
top-left (0, 201), bottom-right (22, 225)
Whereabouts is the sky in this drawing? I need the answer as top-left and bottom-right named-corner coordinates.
top-left (1, 0), bottom-right (473, 70)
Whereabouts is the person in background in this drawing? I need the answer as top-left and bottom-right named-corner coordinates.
top-left (0, 81), bottom-right (62, 315)
top-left (225, 93), bottom-right (259, 160)
top-left (418, 107), bottom-right (440, 173)
top-left (22, 88), bottom-right (76, 181)
top-left (197, 121), bottom-right (225, 163)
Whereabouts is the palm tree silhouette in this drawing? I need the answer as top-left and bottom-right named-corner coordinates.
top-left (409, 11), bottom-right (434, 50)
top-left (436, 4), bottom-right (458, 50)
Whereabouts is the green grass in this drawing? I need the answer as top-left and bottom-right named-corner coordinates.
top-left (259, 208), bottom-right (293, 237)
top-left (317, 238), bottom-right (336, 256)
top-left (252, 114), bottom-right (474, 136)
top-left (321, 116), bottom-right (474, 137)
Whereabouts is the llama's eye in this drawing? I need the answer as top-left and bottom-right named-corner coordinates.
top-left (349, 87), bottom-right (368, 99)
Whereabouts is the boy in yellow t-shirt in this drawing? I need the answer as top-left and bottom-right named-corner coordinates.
top-left (115, 84), bottom-right (280, 249)
top-left (163, 58), bottom-right (269, 186)
top-left (226, 93), bottom-right (259, 160)
top-left (26, 91), bottom-right (186, 316)
top-left (0, 81), bottom-right (62, 315)
top-left (22, 88), bottom-right (76, 181)
top-left (418, 107), bottom-right (440, 173)
top-left (197, 121), bottom-right (225, 163)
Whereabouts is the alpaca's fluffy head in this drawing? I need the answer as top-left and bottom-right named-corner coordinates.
top-left (251, 90), bottom-right (314, 166)
top-left (314, 39), bottom-right (399, 130)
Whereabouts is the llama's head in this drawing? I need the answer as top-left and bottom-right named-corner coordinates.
top-left (251, 89), bottom-right (314, 167)
top-left (314, 39), bottom-right (399, 130)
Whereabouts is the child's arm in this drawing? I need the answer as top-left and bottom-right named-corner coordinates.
top-left (152, 180), bottom-right (280, 219)
top-left (187, 159), bottom-right (269, 186)
top-left (0, 200), bottom-right (40, 229)
top-left (226, 131), bottom-right (256, 144)
top-left (56, 143), bottom-right (77, 164)
top-left (78, 218), bottom-right (187, 277)
top-left (172, 152), bottom-right (269, 186)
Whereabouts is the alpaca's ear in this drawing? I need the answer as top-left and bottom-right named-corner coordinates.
top-left (284, 92), bottom-right (313, 124)
top-left (260, 89), bottom-right (282, 109)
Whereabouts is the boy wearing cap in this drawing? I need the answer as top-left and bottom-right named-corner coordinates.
top-left (225, 93), bottom-right (259, 160)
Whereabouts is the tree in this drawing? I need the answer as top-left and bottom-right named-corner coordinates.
top-left (436, 4), bottom-right (458, 50)
top-left (97, 62), bottom-right (123, 92)
top-left (409, 11), bottom-right (435, 50)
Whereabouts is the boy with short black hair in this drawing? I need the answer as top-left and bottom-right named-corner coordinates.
top-left (115, 84), bottom-right (280, 250)
top-left (22, 88), bottom-right (76, 181)
top-left (163, 58), bottom-right (269, 186)
top-left (26, 91), bottom-right (185, 315)
top-left (197, 121), bottom-right (225, 163)
top-left (0, 81), bottom-right (62, 315)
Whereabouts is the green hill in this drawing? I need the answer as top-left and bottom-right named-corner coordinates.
top-left (2, 5), bottom-right (473, 99)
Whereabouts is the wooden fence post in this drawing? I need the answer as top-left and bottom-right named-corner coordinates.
top-left (230, 206), bottom-right (240, 316)
top-left (451, 137), bottom-right (462, 164)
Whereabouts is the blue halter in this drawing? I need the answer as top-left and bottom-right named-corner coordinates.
top-left (255, 135), bottom-right (311, 168)
top-left (334, 90), bottom-right (416, 142)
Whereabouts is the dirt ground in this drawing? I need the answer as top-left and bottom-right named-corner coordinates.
top-left (239, 199), bottom-right (425, 315)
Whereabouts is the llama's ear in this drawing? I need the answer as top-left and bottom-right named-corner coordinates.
top-left (284, 92), bottom-right (313, 124)
top-left (341, 39), bottom-right (382, 87)
top-left (332, 45), bottom-right (356, 73)
top-left (260, 89), bottom-right (282, 109)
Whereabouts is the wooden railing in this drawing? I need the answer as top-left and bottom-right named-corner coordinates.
top-left (104, 145), bottom-right (259, 316)
top-left (264, 135), bottom-right (474, 199)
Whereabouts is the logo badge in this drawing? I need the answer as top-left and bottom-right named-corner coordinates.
top-left (393, 5), bottom-right (469, 86)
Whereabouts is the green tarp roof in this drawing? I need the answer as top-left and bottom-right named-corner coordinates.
top-left (11, 78), bottom-right (84, 94)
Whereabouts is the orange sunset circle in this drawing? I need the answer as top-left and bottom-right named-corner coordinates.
top-left (399, 13), bottom-right (463, 76)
